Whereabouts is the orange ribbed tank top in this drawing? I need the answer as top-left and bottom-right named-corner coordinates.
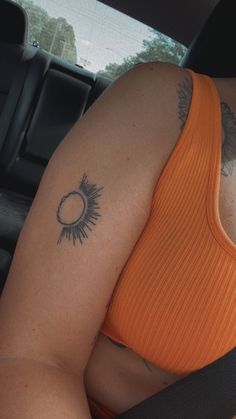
top-left (100, 69), bottom-right (236, 377)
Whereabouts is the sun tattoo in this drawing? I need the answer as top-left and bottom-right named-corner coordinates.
top-left (56, 173), bottom-right (104, 245)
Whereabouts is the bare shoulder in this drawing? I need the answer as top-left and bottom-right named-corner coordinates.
top-left (117, 60), bottom-right (190, 86)
top-left (114, 62), bottom-right (193, 161)
top-left (86, 60), bottom-right (192, 122)
top-left (123, 61), bottom-right (192, 99)
top-left (118, 61), bottom-right (193, 133)
top-left (0, 60), bottom-right (192, 382)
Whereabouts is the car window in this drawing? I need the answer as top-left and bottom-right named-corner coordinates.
top-left (14, 0), bottom-right (187, 79)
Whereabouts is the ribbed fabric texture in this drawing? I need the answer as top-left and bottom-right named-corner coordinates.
top-left (100, 69), bottom-right (236, 381)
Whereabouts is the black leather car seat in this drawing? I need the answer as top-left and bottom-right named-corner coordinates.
top-left (181, 0), bottom-right (236, 77)
top-left (0, 0), bottom-right (28, 112)
top-left (0, 0), bottom-right (32, 291)
top-left (0, 0), bottom-right (26, 118)
top-left (0, 0), bottom-right (37, 155)
top-left (0, 248), bottom-right (12, 295)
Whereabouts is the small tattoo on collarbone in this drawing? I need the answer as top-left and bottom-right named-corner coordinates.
top-left (56, 173), bottom-right (104, 245)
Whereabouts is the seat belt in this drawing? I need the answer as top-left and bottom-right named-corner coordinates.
top-left (0, 45), bottom-right (37, 154)
top-left (116, 347), bottom-right (236, 419)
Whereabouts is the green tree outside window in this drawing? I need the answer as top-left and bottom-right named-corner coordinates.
top-left (98, 30), bottom-right (187, 80)
top-left (15, 0), bottom-right (77, 64)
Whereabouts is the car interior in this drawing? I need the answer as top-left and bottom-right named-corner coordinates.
top-left (0, 0), bottom-right (235, 417)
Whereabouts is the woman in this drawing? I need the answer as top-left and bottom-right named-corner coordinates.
top-left (0, 61), bottom-right (235, 418)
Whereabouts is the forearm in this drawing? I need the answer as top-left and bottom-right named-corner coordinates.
top-left (0, 357), bottom-right (92, 418)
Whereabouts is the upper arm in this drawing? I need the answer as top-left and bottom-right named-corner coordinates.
top-left (0, 61), bottom-right (187, 377)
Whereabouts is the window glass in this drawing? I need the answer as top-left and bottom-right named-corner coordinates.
top-left (14, 0), bottom-right (187, 79)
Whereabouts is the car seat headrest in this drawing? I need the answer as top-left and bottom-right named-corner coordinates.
top-left (0, 0), bottom-right (28, 45)
top-left (181, 0), bottom-right (236, 77)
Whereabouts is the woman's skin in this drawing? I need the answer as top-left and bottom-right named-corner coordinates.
top-left (83, 72), bottom-right (236, 416)
top-left (0, 63), bottom-right (235, 418)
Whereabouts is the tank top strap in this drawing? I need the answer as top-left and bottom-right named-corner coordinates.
top-left (151, 69), bottom-right (217, 214)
